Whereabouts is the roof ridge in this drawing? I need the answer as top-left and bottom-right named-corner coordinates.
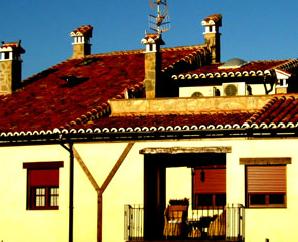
top-left (271, 58), bottom-right (298, 71)
top-left (163, 45), bottom-right (210, 74)
top-left (79, 44), bottom-right (206, 57)
top-left (162, 44), bottom-right (207, 52)
top-left (245, 95), bottom-right (297, 125)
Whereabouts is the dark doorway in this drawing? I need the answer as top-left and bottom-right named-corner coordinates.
top-left (143, 152), bottom-right (227, 240)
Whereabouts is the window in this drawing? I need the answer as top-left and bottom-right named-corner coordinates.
top-left (246, 165), bottom-right (286, 208)
top-left (23, 162), bottom-right (63, 210)
top-left (4, 52), bottom-right (10, 60)
top-left (192, 166), bottom-right (226, 209)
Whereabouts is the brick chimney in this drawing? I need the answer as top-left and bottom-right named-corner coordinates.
top-left (141, 33), bottom-right (164, 98)
top-left (70, 25), bottom-right (93, 59)
top-left (201, 14), bottom-right (222, 64)
top-left (0, 41), bottom-right (25, 95)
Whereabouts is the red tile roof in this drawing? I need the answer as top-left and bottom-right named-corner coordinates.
top-left (84, 112), bottom-right (253, 131)
top-left (79, 95), bottom-right (298, 132)
top-left (1, 39), bottom-right (298, 137)
top-left (174, 59), bottom-right (298, 80)
top-left (0, 45), bottom-right (207, 133)
top-left (246, 96), bottom-right (298, 125)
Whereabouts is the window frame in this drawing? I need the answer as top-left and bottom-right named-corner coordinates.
top-left (23, 162), bottom-right (63, 210)
top-left (247, 192), bottom-right (286, 208)
top-left (4, 52), bottom-right (10, 60)
top-left (30, 186), bottom-right (60, 210)
top-left (241, 158), bottom-right (290, 209)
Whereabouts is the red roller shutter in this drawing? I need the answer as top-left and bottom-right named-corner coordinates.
top-left (193, 168), bottom-right (226, 193)
top-left (28, 169), bottom-right (59, 187)
top-left (247, 165), bottom-right (286, 193)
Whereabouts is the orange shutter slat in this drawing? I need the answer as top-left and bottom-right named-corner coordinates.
top-left (247, 166), bottom-right (286, 193)
top-left (193, 168), bottom-right (226, 193)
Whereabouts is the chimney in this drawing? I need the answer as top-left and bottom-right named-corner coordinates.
top-left (201, 14), bottom-right (222, 64)
top-left (70, 25), bottom-right (93, 59)
top-left (141, 33), bottom-right (164, 98)
top-left (275, 69), bottom-right (290, 94)
top-left (0, 41), bottom-right (25, 95)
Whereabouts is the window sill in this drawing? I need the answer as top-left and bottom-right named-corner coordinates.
top-left (247, 204), bottom-right (287, 209)
top-left (27, 206), bottom-right (59, 211)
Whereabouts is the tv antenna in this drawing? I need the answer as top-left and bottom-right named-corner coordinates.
top-left (149, 0), bottom-right (170, 34)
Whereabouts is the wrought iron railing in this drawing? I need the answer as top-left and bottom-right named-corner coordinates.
top-left (124, 204), bottom-right (245, 241)
top-left (124, 204), bottom-right (144, 240)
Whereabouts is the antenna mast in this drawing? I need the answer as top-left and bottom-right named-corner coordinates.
top-left (149, 0), bottom-right (170, 34)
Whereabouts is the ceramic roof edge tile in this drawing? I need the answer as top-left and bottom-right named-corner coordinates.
top-left (245, 94), bottom-right (298, 125)
top-left (175, 59), bottom-right (297, 79)
top-left (271, 58), bottom-right (298, 71)
top-left (163, 45), bottom-right (210, 74)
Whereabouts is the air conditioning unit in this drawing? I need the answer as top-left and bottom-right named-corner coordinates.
top-left (191, 91), bottom-right (204, 97)
top-left (222, 82), bottom-right (246, 96)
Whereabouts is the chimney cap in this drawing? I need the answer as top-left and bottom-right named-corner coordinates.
top-left (202, 14), bottom-right (222, 26)
top-left (141, 33), bottom-right (165, 45)
top-left (0, 40), bottom-right (25, 54)
top-left (70, 25), bottom-right (93, 38)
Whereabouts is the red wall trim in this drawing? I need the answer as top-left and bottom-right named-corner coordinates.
top-left (23, 161), bottom-right (64, 169)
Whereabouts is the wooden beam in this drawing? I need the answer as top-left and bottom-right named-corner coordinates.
top-left (240, 157), bottom-right (292, 165)
top-left (97, 193), bottom-right (103, 242)
top-left (73, 147), bottom-right (101, 192)
top-left (140, 146), bottom-right (232, 154)
top-left (73, 147), bottom-right (102, 242)
top-left (73, 143), bottom-right (134, 242)
top-left (100, 142), bottom-right (134, 193)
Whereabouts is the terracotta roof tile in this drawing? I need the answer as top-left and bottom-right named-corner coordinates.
top-left (186, 60), bottom-right (290, 75)
top-left (0, 41), bottom-right (25, 53)
top-left (84, 112), bottom-right (253, 130)
top-left (77, 95), bottom-right (298, 132)
top-left (248, 96), bottom-right (298, 125)
top-left (70, 25), bottom-right (93, 37)
top-left (0, 46), bottom-right (206, 132)
top-left (202, 14), bottom-right (222, 26)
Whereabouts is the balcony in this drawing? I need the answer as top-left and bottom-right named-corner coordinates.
top-left (124, 204), bottom-right (244, 242)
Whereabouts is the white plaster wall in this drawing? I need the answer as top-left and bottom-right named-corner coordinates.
top-left (0, 145), bottom-right (69, 242)
top-left (179, 83), bottom-right (275, 97)
top-left (250, 83), bottom-right (275, 95)
top-left (237, 139), bottom-right (298, 242)
top-left (99, 138), bottom-right (298, 242)
top-left (179, 86), bottom-right (219, 97)
top-left (73, 142), bottom-right (144, 242)
top-left (166, 167), bottom-right (191, 202)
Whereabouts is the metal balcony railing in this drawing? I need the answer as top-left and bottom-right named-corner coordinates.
top-left (124, 204), bottom-right (144, 241)
top-left (124, 204), bottom-right (245, 241)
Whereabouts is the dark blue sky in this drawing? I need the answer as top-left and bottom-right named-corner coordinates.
top-left (1, 0), bottom-right (298, 78)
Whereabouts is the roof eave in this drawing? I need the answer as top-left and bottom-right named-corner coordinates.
top-left (0, 127), bottom-right (297, 147)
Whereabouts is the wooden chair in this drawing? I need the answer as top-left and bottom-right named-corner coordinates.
top-left (163, 204), bottom-right (188, 238)
top-left (208, 210), bottom-right (226, 237)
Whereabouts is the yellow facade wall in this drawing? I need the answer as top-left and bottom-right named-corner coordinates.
top-left (0, 138), bottom-right (297, 242)
top-left (0, 145), bottom-right (69, 242)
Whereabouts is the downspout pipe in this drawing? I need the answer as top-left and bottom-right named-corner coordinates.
top-left (61, 142), bottom-right (74, 242)
top-left (262, 73), bottom-right (275, 94)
